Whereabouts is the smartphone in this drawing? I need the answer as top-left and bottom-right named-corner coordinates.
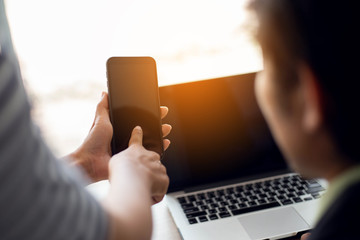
top-left (106, 57), bottom-right (164, 157)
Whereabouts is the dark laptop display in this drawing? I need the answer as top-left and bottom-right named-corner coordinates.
top-left (159, 72), bottom-right (289, 192)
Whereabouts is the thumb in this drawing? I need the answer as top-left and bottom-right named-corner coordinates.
top-left (128, 126), bottom-right (143, 147)
top-left (96, 92), bottom-right (109, 116)
top-left (90, 92), bottom-right (110, 131)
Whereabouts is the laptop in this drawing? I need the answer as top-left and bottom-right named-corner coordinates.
top-left (158, 72), bottom-right (326, 240)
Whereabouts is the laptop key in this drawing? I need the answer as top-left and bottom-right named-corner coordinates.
top-left (292, 197), bottom-right (303, 203)
top-left (296, 190), bottom-right (306, 196)
top-left (312, 193), bottom-right (321, 199)
top-left (244, 191), bottom-right (252, 196)
top-left (225, 195), bottom-right (233, 200)
top-left (195, 200), bottom-right (204, 206)
top-left (208, 209), bottom-right (217, 214)
top-left (177, 197), bottom-right (187, 204)
top-left (218, 207), bottom-right (227, 212)
top-left (277, 195), bottom-right (286, 200)
top-left (281, 199), bottom-right (293, 205)
top-left (186, 211), bottom-right (207, 219)
top-left (200, 205), bottom-right (209, 211)
top-left (253, 189), bottom-right (262, 194)
top-left (199, 216), bottom-right (208, 222)
top-left (209, 214), bottom-right (219, 220)
top-left (207, 191), bottom-right (216, 198)
top-left (306, 186), bottom-right (325, 194)
top-left (210, 203), bottom-right (218, 208)
top-left (249, 195), bottom-right (258, 200)
top-left (239, 197), bottom-right (248, 203)
top-left (197, 193), bottom-right (205, 198)
top-left (198, 195), bottom-right (206, 200)
top-left (216, 190), bottom-right (225, 196)
top-left (287, 193), bottom-right (296, 198)
top-left (228, 205), bottom-right (238, 210)
top-left (205, 199), bottom-right (213, 204)
top-left (219, 211), bottom-right (231, 218)
top-left (297, 186), bottom-right (305, 191)
top-left (187, 195), bottom-right (196, 202)
top-left (231, 202), bottom-right (281, 216)
top-left (307, 179), bottom-right (321, 187)
top-left (184, 207), bottom-right (199, 213)
top-left (267, 192), bottom-right (277, 197)
top-left (258, 193), bottom-right (267, 198)
top-left (226, 187), bottom-right (234, 194)
top-left (188, 218), bottom-right (198, 224)
top-left (277, 189), bottom-right (286, 195)
top-left (248, 201), bottom-right (258, 206)
top-left (238, 203), bottom-right (247, 208)
top-left (181, 203), bottom-right (194, 209)
top-left (235, 186), bottom-right (244, 192)
top-left (234, 193), bottom-right (242, 198)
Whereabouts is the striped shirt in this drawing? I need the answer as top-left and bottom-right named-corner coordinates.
top-left (0, 1), bottom-right (108, 239)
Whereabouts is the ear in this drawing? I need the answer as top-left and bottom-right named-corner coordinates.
top-left (298, 63), bottom-right (324, 133)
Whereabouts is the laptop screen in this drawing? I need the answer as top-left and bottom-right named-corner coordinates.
top-left (159, 72), bottom-right (289, 193)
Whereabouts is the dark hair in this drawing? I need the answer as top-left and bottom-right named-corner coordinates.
top-left (248, 0), bottom-right (360, 162)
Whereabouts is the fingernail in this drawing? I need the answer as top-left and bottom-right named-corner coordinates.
top-left (101, 92), bottom-right (105, 98)
top-left (135, 126), bottom-right (142, 131)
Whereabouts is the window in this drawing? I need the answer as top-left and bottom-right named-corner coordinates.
top-left (5, 0), bottom-right (261, 156)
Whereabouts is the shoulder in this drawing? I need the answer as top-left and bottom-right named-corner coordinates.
top-left (309, 181), bottom-right (360, 240)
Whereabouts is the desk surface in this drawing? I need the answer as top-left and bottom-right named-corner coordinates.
top-left (151, 200), bottom-right (182, 240)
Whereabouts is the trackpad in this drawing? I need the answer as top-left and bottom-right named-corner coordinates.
top-left (238, 207), bottom-right (309, 240)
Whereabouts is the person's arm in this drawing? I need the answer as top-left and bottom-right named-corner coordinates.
top-left (68, 93), bottom-right (171, 239)
top-left (103, 126), bottom-right (169, 240)
top-left (1, 8), bottom-right (109, 238)
top-left (62, 92), bottom-right (172, 239)
top-left (1, 3), bottom-right (170, 238)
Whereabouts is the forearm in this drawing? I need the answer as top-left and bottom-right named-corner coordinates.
top-left (102, 171), bottom-right (153, 240)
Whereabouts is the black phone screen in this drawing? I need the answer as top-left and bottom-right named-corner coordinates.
top-left (106, 57), bottom-right (163, 156)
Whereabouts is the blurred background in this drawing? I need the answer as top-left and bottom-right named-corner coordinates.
top-left (5, 0), bottom-right (262, 157)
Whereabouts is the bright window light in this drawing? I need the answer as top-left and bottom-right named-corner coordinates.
top-left (5, 0), bottom-right (262, 156)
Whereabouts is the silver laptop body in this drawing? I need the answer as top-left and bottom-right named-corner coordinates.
top-left (159, 72), bottom-right (326, 240)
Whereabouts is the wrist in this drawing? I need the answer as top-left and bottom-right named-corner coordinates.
top-left (66, 148), bottom-right (98, 182)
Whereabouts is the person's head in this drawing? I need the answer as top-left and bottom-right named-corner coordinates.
top-left (247, 0), bottom-right (360, 180)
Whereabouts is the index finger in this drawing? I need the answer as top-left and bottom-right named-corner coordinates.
top-left (128, 126), bottom-right (143, 147)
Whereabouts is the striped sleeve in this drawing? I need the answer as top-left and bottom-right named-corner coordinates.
top-left (0, 1), bottom-right (109, 240)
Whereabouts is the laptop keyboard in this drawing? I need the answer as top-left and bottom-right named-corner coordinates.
top-left (176, 174), bottom-right (325, 225)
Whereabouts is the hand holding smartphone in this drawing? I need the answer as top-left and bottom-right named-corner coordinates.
top-left (106, 57), bottom-right (164, 157)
